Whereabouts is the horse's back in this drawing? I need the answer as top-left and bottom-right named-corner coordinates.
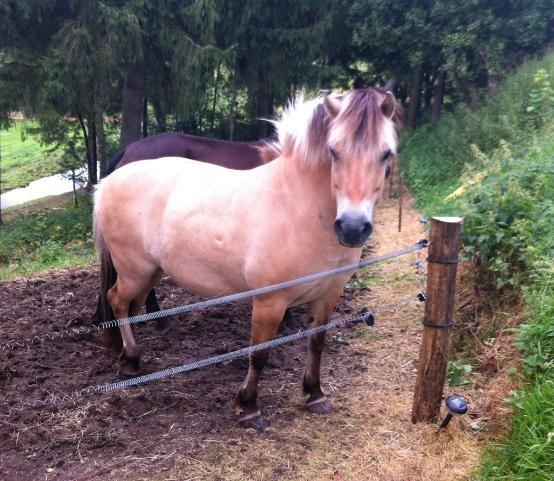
top-left (117, 132), bottom-right (268, 170)
top-left (98, 157), bottom-right (246, 212)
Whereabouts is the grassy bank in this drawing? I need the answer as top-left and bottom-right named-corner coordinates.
top-left (0, 192), bottom-right (95, 279)
top-left (1, 120), bottom-right (63, 191)
top-left (402, 53), bottom-right (554, 480)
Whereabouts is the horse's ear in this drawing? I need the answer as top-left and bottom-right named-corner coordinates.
top-left (383, 79), bottom-right (395, 93)
top-left (322, 91), bottom-right (341, 118)
top-left (381, 91), bottom-right (396, 119)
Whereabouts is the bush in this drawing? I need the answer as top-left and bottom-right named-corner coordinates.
top-left (456, 137), bottom-right (554, 289)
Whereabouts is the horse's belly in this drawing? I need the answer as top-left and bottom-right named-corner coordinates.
top-left (159, 243), bottom-right (250, 299)
top-left (169, 269), bottom-right (246, 299)
top-left (287, 273), bottom-right (354, 307)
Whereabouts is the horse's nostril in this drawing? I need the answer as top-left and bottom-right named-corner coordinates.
top-left (362, 222), bottom-right (373, 237)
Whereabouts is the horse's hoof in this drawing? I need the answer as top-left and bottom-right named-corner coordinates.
top-left (238, 409), bottom-right (270, 431)
top-left (117, 352), bottom-right (141, 378)
top-left (156, 316), bottom-right (172, 331)
top-left (306, 395), bottom-right (332, 415)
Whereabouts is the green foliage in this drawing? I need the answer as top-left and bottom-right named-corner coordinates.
top-left (526, 68), bottom-right (554, 130)
top-left (459, 138), bottom-right (554, 289)
top-left (447, 360), bottom-right (473, 386)
top-left (403, 54), bottom-right (554, 289)
top-left (0, 194), bottom-right (95, 278)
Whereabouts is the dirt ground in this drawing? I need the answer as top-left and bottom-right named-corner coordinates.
top-left (1, 191), bottom-right (494, 481)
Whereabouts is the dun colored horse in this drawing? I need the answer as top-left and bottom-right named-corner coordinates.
top-left (98, 133), bottom-right (280, 328)
top-left (94, 87), bottom-right (398, 429)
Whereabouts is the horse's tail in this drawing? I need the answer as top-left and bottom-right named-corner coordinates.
top-left (93, 191), bottom-right (122, 350)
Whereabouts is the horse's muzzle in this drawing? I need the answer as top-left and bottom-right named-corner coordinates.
top-left (333, 213), bottom-right (373, 247)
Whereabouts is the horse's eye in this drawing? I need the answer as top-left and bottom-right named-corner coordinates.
top-left (381, 149), bottom-right (392, 164)
top-left (329, 148), bottom-right (340, 162)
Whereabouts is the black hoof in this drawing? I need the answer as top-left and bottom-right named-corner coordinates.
top-left (306, 395), bottom-right (332, 415)
top-left (238, 409), bottom-right (270, 431)
top-left (117, 351), bottom-right (141, 378)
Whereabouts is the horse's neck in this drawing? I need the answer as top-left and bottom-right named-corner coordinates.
top-left (273, 155), bottom-right (336, 216)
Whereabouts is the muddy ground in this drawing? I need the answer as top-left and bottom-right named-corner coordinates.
top-left (0, 266), bottom-right (371, 480)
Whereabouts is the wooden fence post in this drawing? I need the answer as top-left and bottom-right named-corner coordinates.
top-left (398, 172), bottom-right (404, 232)
top-left (412, 216), bottom-right (463, 423)
top-left (388, 155), bottom-right (395, 198)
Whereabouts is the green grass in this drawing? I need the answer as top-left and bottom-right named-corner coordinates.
top-left (0, 192), bottom-right (96, 279)
top-left (478, 381), bottom-right (553, 481)
top-left (401, 52), bottom-right (554, 480)
top-left (1, 120), bottom-right (63, 191)
top-left (477, 282), bottom-right (554, 480)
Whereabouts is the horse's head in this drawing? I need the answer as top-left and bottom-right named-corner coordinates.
top-left (275, 87), bottom-right (399, 247)
top-left (322, 88), bottom-right (398, 247)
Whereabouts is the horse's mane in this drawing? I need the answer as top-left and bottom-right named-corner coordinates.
top-left (273, 88), bottom-right (398, 170)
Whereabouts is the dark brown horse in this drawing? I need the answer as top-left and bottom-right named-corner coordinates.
top-left (106, 132), bottom-right (279, 175)
top-left (97, 132), bottom-right (280, 330)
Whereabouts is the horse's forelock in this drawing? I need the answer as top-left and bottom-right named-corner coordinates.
top-left (275, 87), bottom-right (397, 170)
top-left (330, 88), bottom-right (391, 155)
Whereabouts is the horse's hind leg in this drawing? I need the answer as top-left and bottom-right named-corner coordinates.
top-left (108, 277), bottom-right (153, 377)
top-left (145, 288), bottom-right (171, 331)
top-left (235, 297), bottom-right (287, 430)
top-left (303, 290), bottom-right (342, 414)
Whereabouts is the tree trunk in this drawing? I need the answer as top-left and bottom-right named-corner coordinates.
top-left (120, 61), bottom-right (145, 148)
top-left (229, 70), bottom-right (237, 140)
top-left (94, 79), bottom-right (107, 179)
top-left (87, 112), bottom-right (98, 186)
top-left (256, 67), bottom-right (273, 138)
top-left (477, 45), bottom-right (499, 97)
top-left (486, 72), bottom-right (499, 97)
top-left (71, 169), bottom-right (78, 208)
top-left (407, 64), bottom-right (423, 129)
top-left (423, 70), bottom-right (434, 110)
top-left (78, 113), bottom-right (96, 189)
top-left (97, 110), bottom-right (107, 178)
top-left (211, 63), bottom-right (221, 133)
top-left (142, 93), bottom-right (148, 138)
top-left (461, 79), bottom-right (479, 111)
top-left (152, 95), bottom-right (166, 133)
top-left (431, 71), bottom-right (447, 126)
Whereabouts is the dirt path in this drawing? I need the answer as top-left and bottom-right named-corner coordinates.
top-left (1, 190), bottom-right (485, 480)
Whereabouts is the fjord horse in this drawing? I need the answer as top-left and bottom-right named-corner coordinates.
top-left (94, 87), bottom-right (398, 429)
top-left (98, 132), bottom-right (280, 329)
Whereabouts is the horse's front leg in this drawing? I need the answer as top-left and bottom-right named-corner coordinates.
top-left (304, 290), bottom-right (342, 414)
top-left (235, 297), bottom-right (287, 430)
